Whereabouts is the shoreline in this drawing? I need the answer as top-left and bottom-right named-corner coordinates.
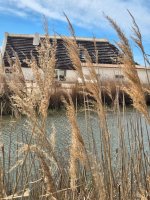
top-left (1, 85), bottom-right (150, 115)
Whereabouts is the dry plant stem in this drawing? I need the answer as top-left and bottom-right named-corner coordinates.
top-left (6, 51), bottom-right (26, 96)
top-left (128, 10), bottom-right (150, 84)
top-left (20, 130), bottom-right (39, 200)
top-left (29, 146), bottom-right (57, 199)
top-left (64, 24), bottom-right (114, 198)
top-left (12, 119), bottom-right (37, 196)
top-left (84, 49), bottom-right (114, 199)
top-left (0, 53), bottom-right (7, 96)
top-left (27, 35), bottom-right (57, 126)
top-left (63, 95), bottom-right (86, 190)
top-left (0, 162), bottom-right (5, 199)
top-left (9, 34), bottom-right (63, 199)
top-left (62, 16), bottom-right (84, 83)
top-left (64, 13), bottom-right (76, 40)
top-left (2, 14), bottom-right (150, 200)
top-left (106, 15), bottom-right (150, 123)
top-left (64, 37), bottom-right (84, 81)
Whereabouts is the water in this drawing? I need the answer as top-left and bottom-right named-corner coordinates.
top-left (0, 107), bottom-right (150, 157)
top-left (0, 107), bottom-right (150, 195)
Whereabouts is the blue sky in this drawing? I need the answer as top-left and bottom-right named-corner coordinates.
top-left (0, 0), bottom-right (150, 65)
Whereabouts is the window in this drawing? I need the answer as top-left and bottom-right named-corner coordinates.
top-left (115, 74), bottom-right (124, 79)
top-left (5, 67), bottom-right (12, 73)
top-left (54, 69), bottom-right (66, 81)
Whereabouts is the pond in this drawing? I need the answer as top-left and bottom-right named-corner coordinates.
top-left (0, 107), bottom-right (149, 159)
top-left (0, 107), bottom-right (150, 196)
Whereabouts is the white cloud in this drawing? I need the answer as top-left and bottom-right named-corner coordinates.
top-left (0, 6), bottom-right (27, 17)
top-left (0, 0), bottom-right (150, 39)
top-left (0, 0), bottom-right (149, 65)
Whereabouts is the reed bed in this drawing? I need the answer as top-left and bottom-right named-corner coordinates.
top-left (0, 15), bottom-right (150, 200)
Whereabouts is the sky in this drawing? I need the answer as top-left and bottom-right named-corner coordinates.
top-left (0, 0), bottom-right (149, 65)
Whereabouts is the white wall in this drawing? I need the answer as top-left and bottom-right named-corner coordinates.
top-left (80, 66), bottom-right (150, 84)
top-left (82, 67), bottom-right (123, 81)
top-left (137, 69), bottom-right (150, 84)
top-left (22, 68), bottom-right (34, 80)
top-left (66, 70), bottom-right (77, 82)
top-left (20, 66), bottom-right (150, 85)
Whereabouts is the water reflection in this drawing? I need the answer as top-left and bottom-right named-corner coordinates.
top-left (0, 107), bottom-right (150, 160)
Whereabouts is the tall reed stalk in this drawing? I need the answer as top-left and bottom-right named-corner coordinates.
top-left (0, 13), bottom-right (149, 200)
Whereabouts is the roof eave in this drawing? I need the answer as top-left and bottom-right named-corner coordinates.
top-left (6, 33), bottom-right (108, 42)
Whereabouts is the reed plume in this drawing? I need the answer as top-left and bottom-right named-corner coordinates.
top-left (62, 95), bottom-right (87, 191)
top-left (1, 13), bottom-right (150, 200)
top-left (105, 15), bottom-right (150, 123)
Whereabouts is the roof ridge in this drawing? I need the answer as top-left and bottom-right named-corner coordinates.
top-left (6, 32), bottom-right (108, 42)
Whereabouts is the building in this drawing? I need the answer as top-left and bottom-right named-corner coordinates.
top-left (1, 33), bottom-right (150, 84)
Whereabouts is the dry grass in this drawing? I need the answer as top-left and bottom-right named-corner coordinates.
top-left (105, 14), bottom-right (150, 123)
top-left (0, 14), bottom-right (150, 200)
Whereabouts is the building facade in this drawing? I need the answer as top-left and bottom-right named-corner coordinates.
top-left (1, 33), bottom-right (150, 84)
